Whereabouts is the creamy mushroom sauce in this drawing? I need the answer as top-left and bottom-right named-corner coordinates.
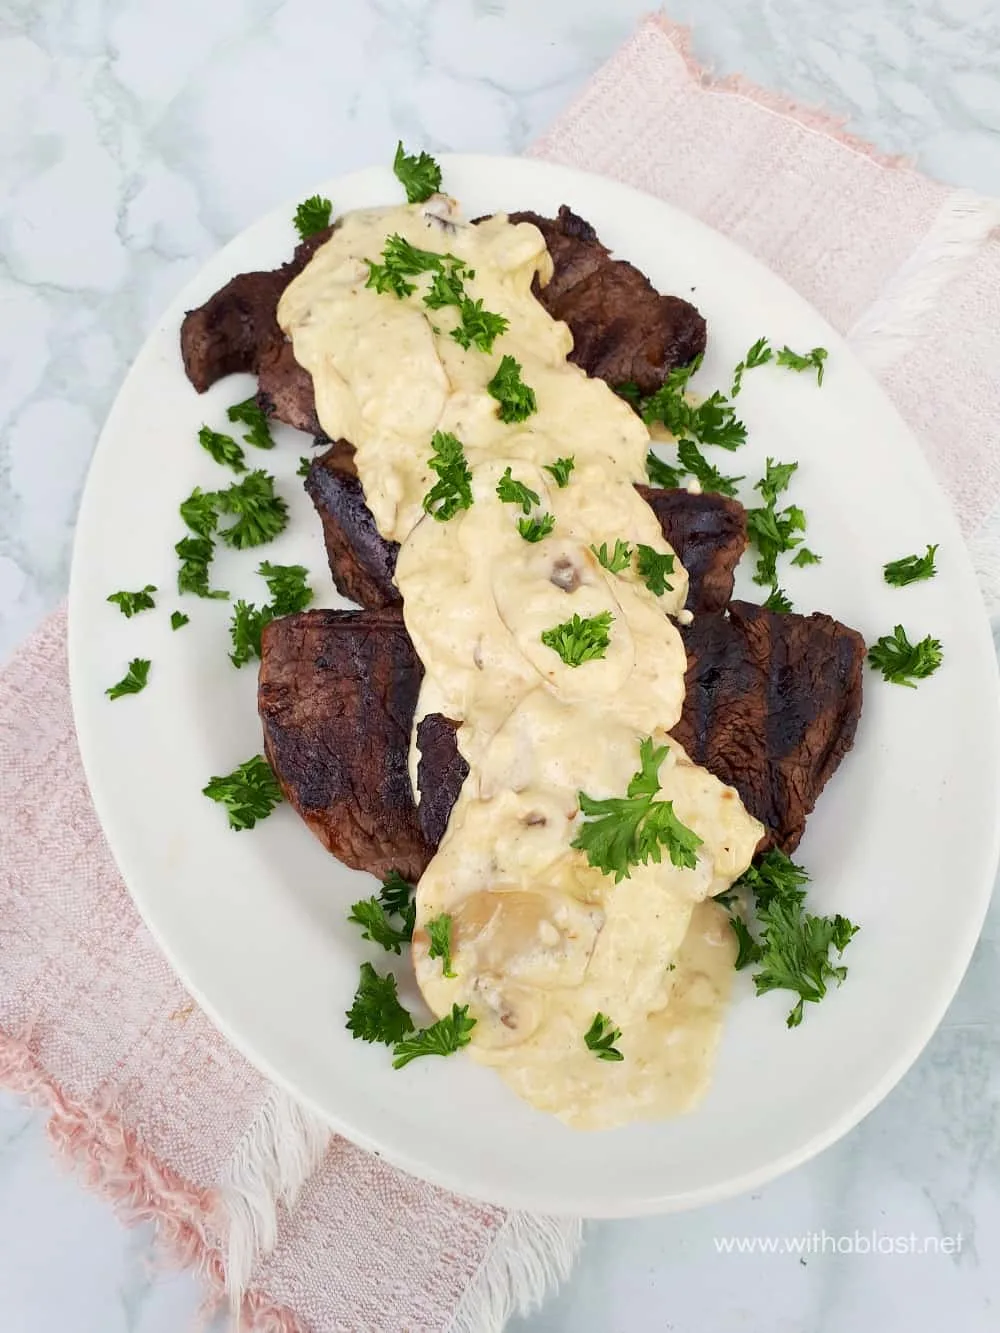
top-left (278, 197), bottom-right (764, 1128)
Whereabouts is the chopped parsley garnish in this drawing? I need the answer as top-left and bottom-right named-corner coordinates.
top-left (107, 585), bottom-right (156, 618)
top-left (645, 449), bottom-right (685, 489)
top-left (541, 611), bottom-right (613, 668)
top-left (228, 600), bottom-right (271, 669)
top-left (763, 585), bottom-right (793, 614)
top-left (202, 754), bottom-right (283, 830)
top-left (591, 539), bottom-right (633, 574)
top-left (214, 471), bottom-right (289, 549)
top-left (583, 1012), bottom-right (624, 1062)
top-left (379, 870), bottom-right (416, 922)
top-left (496, 466), bottom-right (540, 514)
top-left (175, 535), bottom-right (228, 600)
top-left (518, 513), bottom-right (555, 542)
top-left (676, 439), bottom-right (743, 497)
top-left (487, 355), bottom-right (537, 423)
top-left (297, 456), bottom-right (313, 478)
top-left (170, 610), bottom-right (189, 630)
top-left (726, 850), bottom-right (859, 1028)
top-left (392, 1004), bottom-right (476, 1069)
top-left (426, 913), bottom-right (457, 978)
top-left (348, 897), bottom-right (414, 955)
top-left (883, 544), bottom-right (938, 587)
top-left (867, 625), bottom-right (943, 687)
top-left (424, 265), bottom-right (468, 310)
top-left (544, 457), bottom-right (575, 488)
top-left (228, 564), bottom-right (313, 669)
top-left (106, 657), bottom-right (151, 701)
top-left (572, 737), bottom-right (703, 882)
top-left (635, 544), bottom-right (675, 596)
top-left (227, 397), bottom-right (274, 450)
top-left (791, 547), bottom-right (821, 567)
top-left (392, 141), bottom-right (442, 203)
top-left (451, 297), bottom-right (509, 354)
top-left (346, 962), bottom-right (414, 1046)
top-left (198, 426), bottom-right (246, 473)
top-left (180, 486), bottom-right (219, 539)
top-left (730, 337), bottom-right (774, 396)
top-left (690, 391), bottom-right (748, 451)
top-left (776, 344), bottom-right (828, 386)
top-left (423, 431), bottom-right (473, 521)
top-left (746, 458), bottom-right (808, 586)
top-left (634, 358), bottom-right (702, 436)
top-left (366, 234), bottom-right (455, 299)
top-left (259, 561), bottom-right (312, 615)
top-left (293, 194), bottom-right (333, 240)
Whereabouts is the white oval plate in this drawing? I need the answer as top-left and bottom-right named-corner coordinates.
top-left (68, 155), bottom-right (999, 1217)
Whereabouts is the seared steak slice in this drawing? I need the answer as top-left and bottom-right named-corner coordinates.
top-left (416, 714), bottom-right (469, 848)
top-left (306, 444), bottom-right (745, 614)
top-left (672, 602), bottom-right (865, 853)
top-left (638, 488), bottom-right (747, 615)
top-left (180, 208), bottom-right (704, 429)
top-left (305, 442), bottom-right (401, 609)
top-left (507, 206), bottom-right (707, 394)
top-left (258, 607), bottom-right (433, 882)
top-left (180, 226), bottom-right (334, 399)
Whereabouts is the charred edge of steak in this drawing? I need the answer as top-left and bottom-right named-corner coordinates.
top-left (258, 607), bottom-right (433, 882)
top-left (304, 443), bottom-right (402, 609)
top-left (636, 485), bottom-right (747, 614)
top-left (416, 714), bottom-right (470, 847)
top-left (180, 225), bottom-right (335, 397)
top-left (672, 601), bottom-right (865, 854)
top-left (507, 206), bottom-right (707, 395)
top-left (306, 444), bottom-right (746, 615)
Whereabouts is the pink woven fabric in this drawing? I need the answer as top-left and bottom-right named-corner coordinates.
top-left (3, 14), bottom-right (999, 1333)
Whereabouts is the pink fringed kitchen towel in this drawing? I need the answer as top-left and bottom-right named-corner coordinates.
top-left (4, 13), bottom-right (1000, 1333)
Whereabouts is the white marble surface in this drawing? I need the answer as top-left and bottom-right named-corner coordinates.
top-left (1, 1), bottom-right (999, 1330)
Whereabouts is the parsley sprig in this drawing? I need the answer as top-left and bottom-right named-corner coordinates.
top-left (730, 337), bottom-right (829, 393)
top-left (544, 457), bottom-right (575, 488)
top-left (227, 397), bottom-right (274, 450)
top-left (346, 962), bottom-right (414, 1045)
top-left (215, 471), bottom-right (289, 549)
top-left (199, 426), bottom-right (246, 473)
top-left (487, 355), bottom-right (537, 423)
top-left (392, 1004), bottom-right (476, 1069)
top-left (496, 466), bottom-right (539, 514)
top-left (592, 539), bottom-right (632, 574)
top-left (676, 440), bottom-right (743, 498)
top-left (228, 562), bottom-right (313, 669)
top-left (423, 431), bottom-right (473, 521)
top-left (867, 625), bottom-right (943, 687)
top-left (107, 585), bottom-right (156, 618)
top-left (635, 544), bottom-right (675, 596)
top-left (175, 535), bottom-right (228, 600)
top-left (541, 611), bottom-right (613, 668)
top-left (293, 194), bottom-right (333, 240)
top-left (627, 359), bottom-right (748, 452)
top-left (393, 141), bottom-right (442, 203)
top-left (746, 458), bottom-right (811, 586)
top-left (348, 870), bottom-right (416, 954)
top-left (426, 913), bottom-right (457, 978)
top-left (584, 1012), bottom-right (624, 1062)
top-left (883, 544), bottom-right (938, 587)
top-left (203, 754), bottom-right (283, 830)
top-left (573, 737), bottom-right (703, 882)
top-left (106, 658), bottom-right (151, 701)
top-left (170, 611), bottom-right (189, 630)
top-left (518, 514), bottom-right (555, 542)
top-left (725, 850), bottom-right (859, 1028)
top-left (645, 450), bottom-right (685, 489)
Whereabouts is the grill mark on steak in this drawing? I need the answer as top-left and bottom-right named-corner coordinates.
top-left (260, 600), bottom-right (864, 879)
top-left (258, 607), bottom-right (433, 882)
top-left (671, 601), bottom-right (865, 852)
top-left (179, 207), bottom-right (704, 430)
top-left (305, 442), bottom-right (745, 615)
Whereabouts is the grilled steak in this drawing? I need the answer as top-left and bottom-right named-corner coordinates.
top-left (415, 714), bottom-right (469, 849)
top-left (507, 207), bottom-right (706, 394)
top-left (180, 208), bottom-right (704, 430)
top-left (672, 602), bottom-right (865, 852)
top-left (260, 600), bottom-right (864, 877)
top-left (305, 443), bottom-right (745, 615)
top-left (180, 226), bottom-right (334, 403)
top-left (258, 607), bottom-right (432, 882)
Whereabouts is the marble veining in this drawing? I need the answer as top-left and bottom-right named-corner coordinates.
top-left (1, 2), bottom-right (998, 1330)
